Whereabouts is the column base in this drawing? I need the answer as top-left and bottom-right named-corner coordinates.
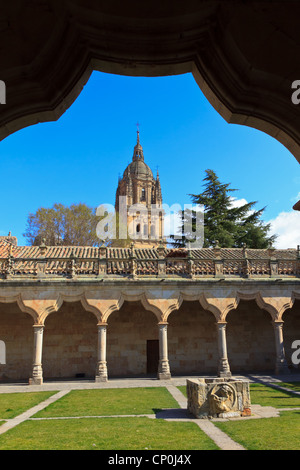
top-left (158, 372), bottom-right (171, 380)
top-left (95, 375), bottom-right (108, 382)
top-left (218, 358), bottom-right (231, 378)
top-left (29, 364), bottom-right (43, 385)
top-left (218, 370), bottom-right (232, 379)
top-left (275, 361), bottom-right (291, 375)
top-left (95, 361), bottom-right (108, 382)
top-left (29, 377), bottom-right (43, 385)
top-left (158, 359), bottom-right (171, 380)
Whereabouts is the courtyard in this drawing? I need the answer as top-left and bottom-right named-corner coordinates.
top-left (0, 374), bottom-right (300, 451)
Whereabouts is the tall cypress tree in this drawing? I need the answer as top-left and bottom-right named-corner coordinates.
top-left (172, 169), bottom-right (276, 248)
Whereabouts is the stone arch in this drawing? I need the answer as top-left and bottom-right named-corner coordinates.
top-left (38, 292), bottom-right (103, 325)
top-left (0, 2), bottom-right (299, 166)
top-left (106, 300), bottom-right (159, 377)
top-left (167, 300), bottom-right (218, 375)
top-left (226, 299), bottom-right (276, 373)
top-left (42, 300), bottom-right (98, 379)
top-left (0, 302), bottom-right (33, 381)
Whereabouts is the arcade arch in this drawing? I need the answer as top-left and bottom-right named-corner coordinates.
top-left (0, 302), bottom-right (33, 381)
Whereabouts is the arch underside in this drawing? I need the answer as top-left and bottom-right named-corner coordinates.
top-left (0, 0), bottom-right (299, 169)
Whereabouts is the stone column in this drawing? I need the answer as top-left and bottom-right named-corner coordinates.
top-left (272, 320), bottom-right (290, 375)
top-left (95, 323), bottom-right (108, 382)
top-left (216, 322), bottom-right (231, 378)
top-left (29, 325), bottom-right (44, 385)
top-left (158, 322), bottom-right (171, 380)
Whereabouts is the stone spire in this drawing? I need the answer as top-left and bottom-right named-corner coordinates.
top-left (156, 170), bottom-right (162, 204)
top-left (133, 129), bottom-right (144, 162)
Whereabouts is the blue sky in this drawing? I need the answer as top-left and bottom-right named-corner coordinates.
top-left (0, 71), bottom-right (299, 247)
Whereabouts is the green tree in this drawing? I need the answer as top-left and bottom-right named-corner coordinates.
top-left (24, 203), bottom-right (101, 246)
top-left (172, 169), bottom-right (276, 248)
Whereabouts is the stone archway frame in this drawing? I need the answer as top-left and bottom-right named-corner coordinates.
top-left (0, 289), bottom-right (112, 326)
top-left (0, 292), bottom-right (40, 325)
top-left (235, 290), bottom-right (297, 322)
top-left (0, 1), bottom-right (299, 166)
top-left (83, 288), bottom-right (183, 324)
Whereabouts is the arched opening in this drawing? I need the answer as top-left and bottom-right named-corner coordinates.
top-left (282, 299), bottom-right (300, 371)
top-left (0, 302), bottom-right (33, 382)
top-left (0, 2), bottom-right (299, 168)
top-left (43, 301), bottom-right (98, 380)
top-left (168, 301), bottom-right (217, 375)
top-left (226, 300), bottom-right (275, 373)
top-left (107, 301), bottom-right (158, 377)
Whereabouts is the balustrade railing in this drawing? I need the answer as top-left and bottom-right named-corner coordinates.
top-left (0, 249), bottom-right (299, 280)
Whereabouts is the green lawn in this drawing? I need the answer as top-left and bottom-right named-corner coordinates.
top-left (178, 385), bottom-right (187, 397)
top-left (250, 383), bottom-right (300, 408)
top-left (179, 381), bottom-right (300, 450)
top-left (33, 387), bottom-right (180, 418)
top-left (0, 391), bottom-right (57, 419)
top-left (1, 383), bottom-right (300, 450)
top-left (215, 411), bottom-right (300, 450)
top-left (274, 382), bottom-right (300, 392)
top-left (0, 417), bottom-right (219, 450)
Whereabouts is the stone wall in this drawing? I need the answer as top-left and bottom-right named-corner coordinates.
top-left (226, 300), bottom-right (276, 372)
top-left (42, 302), bottom-right (98, 379)
top-left (168, 302), bottom-right (218, 374)
top-left (107, 301), bottom-right (158, 377)
top-left (0, 303), bottom-right (33, 381)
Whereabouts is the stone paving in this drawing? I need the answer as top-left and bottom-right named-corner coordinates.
top-left (0, 373), bottom-right (300, 450)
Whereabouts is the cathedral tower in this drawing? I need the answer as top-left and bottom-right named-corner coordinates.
top-left (115, 130), bottom-right (164, 247)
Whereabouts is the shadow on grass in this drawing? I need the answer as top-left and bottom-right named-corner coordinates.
top-left (154, 408), bottom-right (193, 419)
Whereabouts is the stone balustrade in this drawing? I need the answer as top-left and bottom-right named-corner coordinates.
top-left (0, 246), bottom-right (299, 280)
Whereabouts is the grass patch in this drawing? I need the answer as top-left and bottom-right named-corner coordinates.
top-left (0, 417), bottom-right (219, 450)
top-left (273, 382), bottom-right (300, 392)
top-left (215, 410), bottom-right (300, 450)
top-left (0, 392), bottom-right (57, 419)
top-left (33, 387), bottom-right (180, 418)
top-left (178, 385), bottom-right (187, 398)
top-left (250, 383), bottom-right (300, 408)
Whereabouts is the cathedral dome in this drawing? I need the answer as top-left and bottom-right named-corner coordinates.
top-left (124, 159), bottom-right (153, 178)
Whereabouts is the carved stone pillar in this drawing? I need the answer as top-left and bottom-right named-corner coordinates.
top-left (95, 323), bottom-right (108, 382)
top-left (29, 325), bottom-right (44, 385)
top-left (216, 322), bottom-right (231, 378)
top-left (158, 322), bottom-right (171, 380)
top-left (272, 320), bottom-right (290, 375)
